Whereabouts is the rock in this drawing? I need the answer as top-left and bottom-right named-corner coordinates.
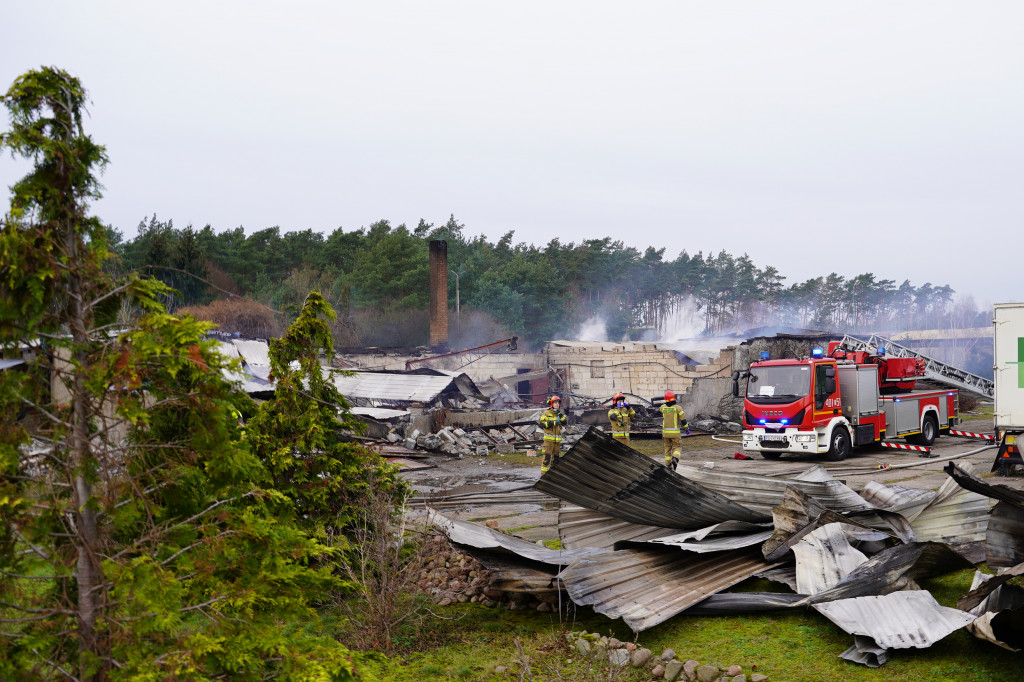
top-left (575, 639), bottom-right (591, 657)
top-left (664, 660), bottom-right (685, 682)
top-left (475, 446), bottom-right (489, 456)
top-left (608, 638), bottom-right (622, 649)
top-left (624, 642), bottom-right (637, 652)
top-left (652, 664), bottom-right (666, 679)
top-left (730, 676), bottom-right (747, 682)
top-left (386, 432), bottom-right (401, 442)
top-left (591, 642), bottom-right (608, 661)
top-left (536, 601), bottom-right (551, 612)
top-left (495, 443), bottom-right (515, 454)
top-left (726, 665), bottom-right (742, 676)
top-left (750, 675), bottom-right (768, 682)
top-left (608, 649), bottom-right (630, 667)
top-left (684, 659), bottom-right (700, 681)
top-left (695, 664), bottom-right (721, 682)
top-left (630, 648), bottom-right (652, 668)
top-left (494, 665), bottom-right (507, 674)
top-left (725, 421), bottom-right (742, 432)
top-left (485, 519), bottom-right (499, 528)
top-left (661, 648), bottom-right (676, 661)
top-left (404, 438), bottom-right (418, 450)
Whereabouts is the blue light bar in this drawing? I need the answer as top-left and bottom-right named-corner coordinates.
top-left (759, 351), bottom-right (770, 361)
top-left (781, 419), bottom-right (788, 425)
top-left (759, 419), bottom-right (766, 424)
top-left (811, 348), bottom-right (824, 358)
top-left (894, 398), bottom-right (901, 402)
top-left (878, 347), bottom-right (886, 356)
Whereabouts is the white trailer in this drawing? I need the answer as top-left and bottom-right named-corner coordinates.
top-left (992, 303), bottom-right (1024, 473)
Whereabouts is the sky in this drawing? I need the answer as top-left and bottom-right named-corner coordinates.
top-left (2, 1), bottom-right (1022, 307)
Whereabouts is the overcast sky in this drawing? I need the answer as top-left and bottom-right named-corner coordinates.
top-left (2, 2), bottom-right (1022, 307)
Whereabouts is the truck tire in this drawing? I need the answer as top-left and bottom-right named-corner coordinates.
top-left (761, 451), bottom-right (782, 460)
top-left (910, 415), bottom-right (938, 446)
top-left (826, 428), bottom-right (851, 461)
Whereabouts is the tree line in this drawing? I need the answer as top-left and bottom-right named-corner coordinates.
top-left (112, 215), bottom-right (985, 349)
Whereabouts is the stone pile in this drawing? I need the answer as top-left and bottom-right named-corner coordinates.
top-left (415, 534), bottom-right (559, 612)
top-left (561, 631), bottom-right (774, 682)
top-left (690, 414), bottom-right (743, 434)
top-left (388, 423), bottom-right (590, 457)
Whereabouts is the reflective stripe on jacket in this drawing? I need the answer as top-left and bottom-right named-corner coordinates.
top-left (661, 403), bottom-right (686, 435)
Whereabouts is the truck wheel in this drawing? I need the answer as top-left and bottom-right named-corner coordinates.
top-left (761, 451), bottom-right (782, 460)
top-left (910, 415), bottom-right (938, 446)
top-left (826, 429), bottom-right (851, 461)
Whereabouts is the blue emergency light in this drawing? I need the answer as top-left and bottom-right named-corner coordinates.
top-left (811, 348), bottom-right (824, 358)
top-left (759, 351), bottom-right (770, 361)
top-left (781, 419), bottom-right (788, 425)
top-left (878, 347), bottom-right (886, 356)
top-left (759, 419), bottom-right (766, 424)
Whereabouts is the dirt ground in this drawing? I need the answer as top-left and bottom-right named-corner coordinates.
top-left (401, 413), bottom-right (1024, 542)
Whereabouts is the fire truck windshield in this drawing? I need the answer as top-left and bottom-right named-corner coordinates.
top-left (746, 365), bottom-right (811, 401)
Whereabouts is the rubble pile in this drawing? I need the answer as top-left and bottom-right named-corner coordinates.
top-left (416, 534), bottom-right (561, 611)
top-left (388, 423), bottom-right (590, 457)
top-left (560, 631), bottom-right (772, 682)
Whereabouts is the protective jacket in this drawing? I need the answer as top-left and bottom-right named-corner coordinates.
top-left (539, 408), bottom-right (567, 442)
top-left (660, 403), bottom-right (687, 435)
top-left (608, 405), bottom-right (636, 438)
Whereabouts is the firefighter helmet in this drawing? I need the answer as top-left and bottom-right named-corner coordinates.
top-left (612, 392), bottom-right (626, 402)
top-left (664, 390), bottom-right (675, 401)
top-left (546, 395), bottom-right (561, 407)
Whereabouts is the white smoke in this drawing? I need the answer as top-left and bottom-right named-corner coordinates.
top-left (575, 315), bottom-right (608, 342)
top-left (658, 296), bottom-right (704, 342)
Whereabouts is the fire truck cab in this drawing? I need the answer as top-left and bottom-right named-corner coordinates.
top-left (737, 345), bottom-right (957, 461)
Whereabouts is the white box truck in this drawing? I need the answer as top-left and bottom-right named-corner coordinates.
top-left (993, 302), bottom-right (1024, 473)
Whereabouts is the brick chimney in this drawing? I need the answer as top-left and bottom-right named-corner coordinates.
top-left (429, 239), bottom-right (449, 348)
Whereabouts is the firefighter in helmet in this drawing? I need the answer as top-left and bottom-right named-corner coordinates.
top-left (661, 390), bottom-right (688, 467)
top-left (539, 395), bottom-right (567, 474)
top-left (607, 392), bottom-right (636, 445)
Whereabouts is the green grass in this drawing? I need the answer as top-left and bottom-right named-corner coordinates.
top-left (323, 568), bottom-right (1019, 682)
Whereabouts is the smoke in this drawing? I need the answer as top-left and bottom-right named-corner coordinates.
top-left (658, 296), bottom-right (704, 343)
top-left (575, 315), bottom-right (608, 342)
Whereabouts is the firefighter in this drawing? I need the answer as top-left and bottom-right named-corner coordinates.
top-left (607, 392), bottom-right (635, 445)
top-left (539, 395), bottom-right (567, 474)
top-left (661, 390), bottom-right (689, 467)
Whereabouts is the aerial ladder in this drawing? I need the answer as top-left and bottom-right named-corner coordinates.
top-left (839, 334), bottom-right (993, 399)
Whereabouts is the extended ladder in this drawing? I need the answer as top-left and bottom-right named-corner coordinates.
top-left (839, 334), bottom-right (994, 399)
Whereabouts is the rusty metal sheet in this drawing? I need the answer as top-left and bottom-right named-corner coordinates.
top-left (762, 487), bottom-right (890, 562)
top-left (675, 463), bottom-right (876, 516)
top-left (534, 428), bottom-right (767, 528)
top-left (814, 591), bottom-right (976, 651)
top-left (557, 547), bottom-right (778, 631)
top-left (557, 504), bottom-right (675, 550)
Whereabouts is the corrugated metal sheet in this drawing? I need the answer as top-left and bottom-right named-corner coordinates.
top-left (813, 591), bottom-right (976, 649)
top-left (988, 502), bottom-right (1024, 568)
top-left (534, 428), bottom-right (767, 528)
top-left (961, 566), bottom-right (1024, 652)
top-left (0, 358), bottom-right (25, 370)
top-left (858, 481), bottom-right (936, 520)
top-left (633, 522), bottom-right (773, 553)
top-left (944, 461), bottom-right (1024, 507)
top-left (762, 487), bottom-right (888, 562)
top-left (908, 465), bottom-right (991, 547)
top-left (351, 406), bottom-right (410, 420)
top-left (232, 338), bottom-right (271, 367)
top-left (558, 547), bottom-right (779, 631)
top-left (675, 463), bottom-right (875, 516)
top-left (429, 509), bottom-right (600, 566)
top-left (793, 523), bottom-right (869, 595)
top-left (557, 504), bottom-right (675, 550)
top-left (331, 371), bottom-right (461, 403)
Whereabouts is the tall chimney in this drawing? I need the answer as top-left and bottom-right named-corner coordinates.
top-left (429, 239), bottom-right (449, 348)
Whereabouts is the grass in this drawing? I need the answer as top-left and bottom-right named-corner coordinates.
top-left (318, 568), bottom-right (1019, 682)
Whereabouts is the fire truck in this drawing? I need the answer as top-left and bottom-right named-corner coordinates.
top-left (735, 341), bottom-right (959, 460)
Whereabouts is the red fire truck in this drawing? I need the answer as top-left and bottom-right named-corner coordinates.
top-left (735, 341), bottom-right (959, 460)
